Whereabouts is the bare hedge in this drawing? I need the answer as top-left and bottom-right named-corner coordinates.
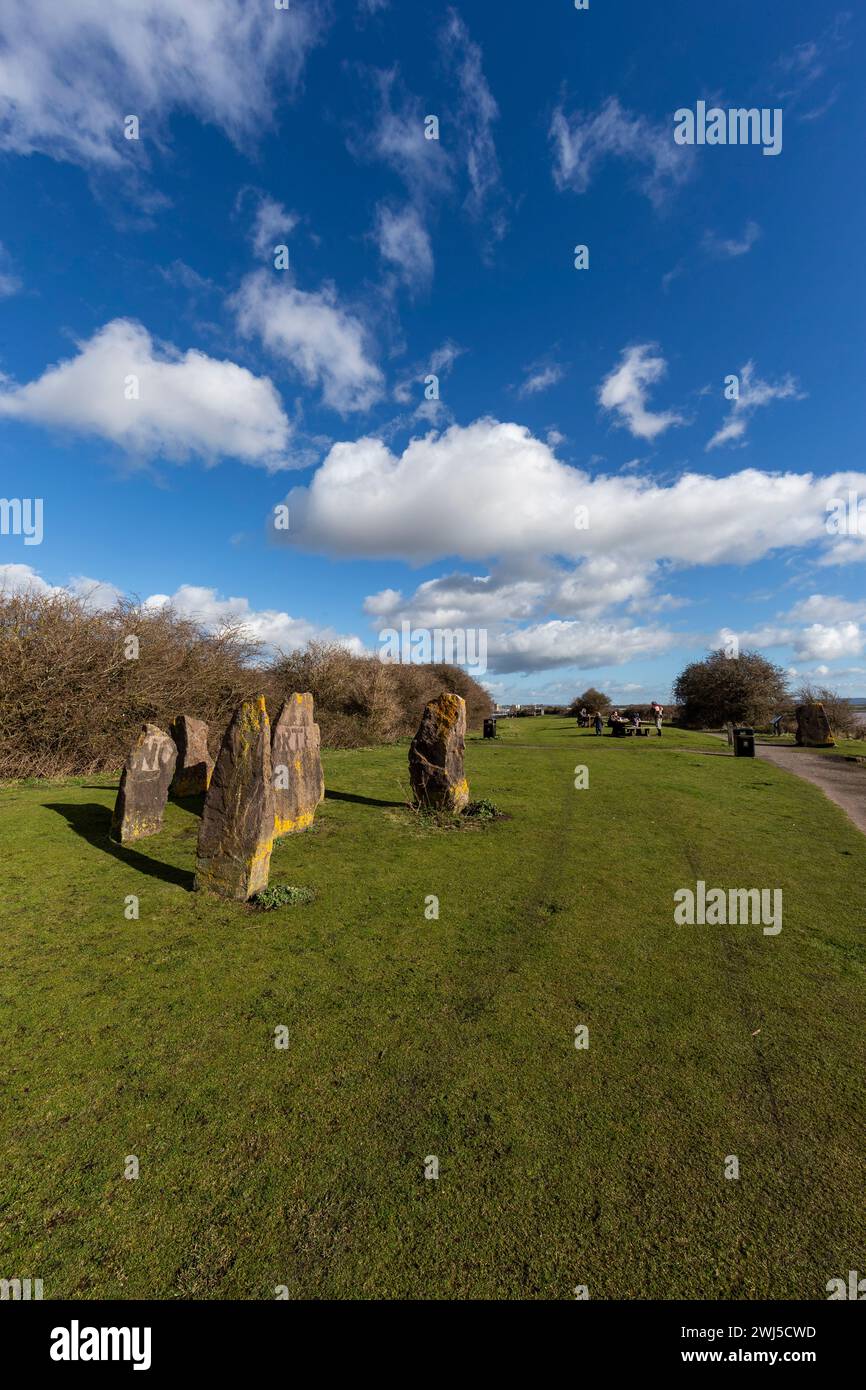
top-left (0, 589), bottom-right (492, 779)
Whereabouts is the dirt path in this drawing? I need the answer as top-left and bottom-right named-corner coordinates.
top-left (754, 743), bottom-right (866, 836)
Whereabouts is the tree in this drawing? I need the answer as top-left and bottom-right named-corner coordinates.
top-left (569, 687), bottom-right (610, 715)
top-left (674, 649), bottom-right (788, 728)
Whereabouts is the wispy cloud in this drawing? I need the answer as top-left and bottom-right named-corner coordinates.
top-left (0, 0), bottom-right (326, 172)
top-left (439, 8), bottom-right (508, 248)
top-left (549, 96), bottom-right (694, 208)
top-left (706, 360), bottom-right (803, 450)
top-left (703, 220), bottom-right (761, 258)
top-left (517, 358), bottom-right (566, 398)
top-left (0, 242), bottom-right (22, 298)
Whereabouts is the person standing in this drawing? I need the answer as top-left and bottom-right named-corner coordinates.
top-left (594, 710), bottom-right (603, 735)
top-left (654, 702), bottom-right (664, 736)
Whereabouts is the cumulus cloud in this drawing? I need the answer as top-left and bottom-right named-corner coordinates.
top-left (0, 563), bottom-right (364, 656)
top-left (0, 0), bottom-right (325, 170)
top-left (275, 418), bottom-right (866, 587)
top-left (598, 344), bottom-right (686, 441)
top-left (727, 593), bottom-right (866, 664)
top-left (549, 96), bottom-right (694, 208)
top-left (365, 573), bottom-right (547, 629)
top-left (233, 270), bottom-right (384, 415)
top-left (706, 360), bottom-right (802, 450)
top-left (0, 563), bottom-right (123, 610)
top-left (144, 584), bottom-right (365, 655)
top-left (486, 618), bottom-right (677, 675)
top-left (0, 318), bottom-right (292, 467)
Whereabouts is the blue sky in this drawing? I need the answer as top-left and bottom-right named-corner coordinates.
top-left (1, 0), bottom-right (865, 705)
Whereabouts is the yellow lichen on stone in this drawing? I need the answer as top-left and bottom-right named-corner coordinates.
top-left (274, 811), bottom-right (314, 836)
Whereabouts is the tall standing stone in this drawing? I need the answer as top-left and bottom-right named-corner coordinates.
top-left (271, 693), bottom-right (325, 837)
top-left (795, 702), bottom-right (835, 747)
top-left (110, 724), bottom-right (177, 843)
top-left (195, 696), bottom-right (274, 900)
top-left (169, 715), bottom-right (214, 797)
top-left (409, 692), bottom-right (469, 812)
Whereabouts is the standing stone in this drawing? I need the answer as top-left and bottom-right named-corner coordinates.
top-left (110, 724), bottom-right (177, 843)
top-left (195, 696), bottom-right (274, 900)
top-left (409, 692), bottom-right (469, 812)
top-left (169, 715), bottom-right (214, 797)
top-left (795, 702), bottom-right (835, 747)
top-left (271, 693), bottom-right (325, 837)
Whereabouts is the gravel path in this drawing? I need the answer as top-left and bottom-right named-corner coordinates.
top-left (754, 742), bottom-right (866, 837)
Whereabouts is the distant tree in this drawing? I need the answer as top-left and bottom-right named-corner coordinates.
top-left (796, 683), bottom-right (858, 737)
top-left (674, 649), bottom-right (789, 728)
top-left (569, 687), bottom-right (610, 715)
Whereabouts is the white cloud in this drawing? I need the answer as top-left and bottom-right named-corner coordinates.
top-left (144, 583), bottom-right (365, 655)
top-left (0, 0), bottom-right (324, 170)
top-left (358, 68), bottom-right (452, 204)
top-left (0, 318), bottom-right (291, 467)
top-left (730, 593), bottom-right (866, 663)
top-left (549, 96), bottom-right (694, 208)
top-left (0, 564), bottom-right (123, 610)
top-left (598, 344), bottom-right (685, 441)
top-left (365, 573), bottom-right (546, 629)
top-left (249, 194), bottom-right (299, 261)
top-left (518, 359), bottom-right (565, 398)
top-left (439, 9), bottom-right (506, 243)
top-left (233, 270), bottom-right (384, 415)
top-left (0, 563), bottom-right (364, 656)
top-left (486, 618), bottom-right (677, 675)
top-left (703, 220), bottom-right (761, 258)
top-left (373, 202), bottom-right (434, 291)
top-left (0, 242), bottom-right (22, 298)
top-left (706, 360), bottom-right (802, 450)
top-left (279, 417), bottom-right (866, 575)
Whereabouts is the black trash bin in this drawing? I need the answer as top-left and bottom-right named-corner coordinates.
top-left (483, 718), bottom-right (497, 739)
top-left (733, 726), bottom-right (755, 757)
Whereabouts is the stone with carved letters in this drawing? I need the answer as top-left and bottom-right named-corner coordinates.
top-left (409, 692), bottom-right (469, 813)
top-left (169, 715), bottom-right (214, 797)
top-left (195, 696), bottom-right (274, 900)
top-left (110, 723), bottom-right (177, 843)
top-left (271, 693), bottom-right (325, 837)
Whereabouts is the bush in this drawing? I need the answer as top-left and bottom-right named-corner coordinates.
top-left (796, 684), bottom-right (859, 738)
top-left (0, 591), bottom-right (493, 779)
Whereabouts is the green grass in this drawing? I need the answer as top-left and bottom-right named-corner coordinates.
top-left (2, 718), bottom-right (865, 1300)
top-left (759, 733), bottom-right (866, 759)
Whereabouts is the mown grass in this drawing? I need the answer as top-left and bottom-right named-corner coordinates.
top-left (1, 719), bottom-right (864, 1299)
top-left (759, 733), bottom-right (866, 759)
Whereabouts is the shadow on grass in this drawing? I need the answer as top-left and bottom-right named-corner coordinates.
top-left (325, 788), bottom-right (405, 809)
top-left (45, 802), bottom-right (195, 890)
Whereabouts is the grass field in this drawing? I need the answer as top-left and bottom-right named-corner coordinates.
top-left (2, 717), bottom-right (865, 1300)
top-left (759, 734), bottom-right (866, 760)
